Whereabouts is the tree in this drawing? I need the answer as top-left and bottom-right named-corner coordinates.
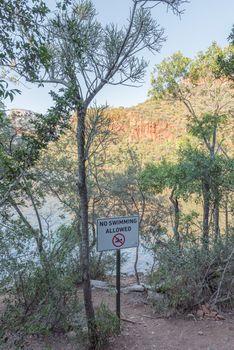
top-left (0, 150), bottom-right (83, 339)
top-left (0, 0), bottom-right (49, 81)
top-left (149, 43), bottom-right (234, 117)
top-left (106, 148), bottom-right (146, 284)
top-left (149, 43), bottom-right (234, 248)
top-left (141, 160), bottom-right (192, 246)
top-left (0, 2), bottom-right (85, 343)
top-left (8, 0), bottom-right (187, 347)
top-left (0, 105), bottom-right (71, 212)
top-left (179, 145), bottom-right (234, 244)
top-left (0, 0), bottom-right (65, 207)
top-left (229, 25), bottom-right (234, 45)
top-left (217, 25), bottom-right (234, 80)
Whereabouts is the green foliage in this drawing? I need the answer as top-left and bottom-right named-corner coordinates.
top-left (189, 42), bottom-right (226, 81)
top-left (148, 234), bottom-right (234, 312)
top-left (0, 108), bottom-right (71, 213)
top-left (149, 43), bottom-right (234, 118)
top-left (217, 26), bottom-right (234, 80)
top-left (141, 155), bottom-right (210, 214)
top-left (0, 80), bottom-right (20, 102)
top-left (188, 113), bottom-right (227, 142)
top-left (228, 25), bottom-right (234, 45)
top-left (149, 51), bottom-right (191, 99)
top-left (95, 303), bottom-right (120, 349)
top-left (179, 145), bottom-right (234, 200)
top-left (1, 265), bottom-right (81, 335)
top-left (0, 218), bottom-right (85, 345)
top-left (29, 0), bottom-right (186, 111)
top-left (89, 253), bottom-right (115, 280)
top-left (0, 0), bottom-right (50, 80)
top-left (141, 160), bottom-right (189, 197)
top-left (148, 42), bottom-right (234, 252)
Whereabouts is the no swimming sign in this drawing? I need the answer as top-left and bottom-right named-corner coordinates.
top-left (96, 215), bottom-right (139, 252)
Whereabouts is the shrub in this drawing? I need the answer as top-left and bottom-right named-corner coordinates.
top-left (1, 262), bottom-right (82, 337)
top-left (95, 303), bottom-right (120, 349)
top-left (148, 233), bottom-right (234, 312)
top-left (89, 252), bottom-right (115, 280)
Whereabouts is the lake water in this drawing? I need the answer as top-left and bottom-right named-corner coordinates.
top-left (8, 196), bottom-right (154, 276)
top-left (120, 246), bottom-right (154, 275)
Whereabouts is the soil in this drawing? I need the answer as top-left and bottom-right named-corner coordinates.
top-left (95, 277), bottom-right (234, 350)
top-left (106, 292), bottom-right (234, 350)
top-left (1, 277), bottom-right (234, 350)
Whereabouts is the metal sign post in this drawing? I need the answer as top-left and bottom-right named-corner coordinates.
top-left (116, 249), bottom-right (121, 319)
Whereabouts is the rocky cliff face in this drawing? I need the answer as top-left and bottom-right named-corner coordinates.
top-left (8, 108), bottom-right (36, 134)
top-left (9, 101), bottom-right (187, 144)
top-left (108, 106), bottom-right (187, 144)
top-left (127, 112), bottom-right (186, 142)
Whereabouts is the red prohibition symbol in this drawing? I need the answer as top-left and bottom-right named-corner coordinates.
top-left (112, 233), bottom-right (125, 248)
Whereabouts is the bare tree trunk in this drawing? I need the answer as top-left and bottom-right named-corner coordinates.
top-left (214, 200), bottom-right (220, 242)
top-left (134, 246), bottom-right (140, 285)
top-left (76, 107), bottom-right (98, 349)
top-left (202, 182), bottom-right (210, 250)
top-left (97, 252), bottom-right (103, 266)
top-left (169, 190), bottom-right (180, 246)
top-left (225, 195), bottom-right (229, 239)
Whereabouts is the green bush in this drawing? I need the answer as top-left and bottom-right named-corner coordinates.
top-left (0, 220), bottom-right (119, 349)
top-left (95, 303), bottom-right (120, 349)
top-left (89, 252), bottom-right (115, 280)
top-left (1, 262), bottom-right (82, 336)
top-left (148, 233), bottom-right (234, 312)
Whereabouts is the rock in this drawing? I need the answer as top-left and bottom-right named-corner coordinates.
top-left (142, 283), bottom-right (154, 291)
top-left (197, 309), bottom-right (204, 318)
top-left (147, 290), bottom-right (165, 303)
top-left (187, 313), bottom-right (197, 320)
top-left (142, 282), bottom-right (165, 292)
top-left (121, 284), bottom-right (145, 293)
top-left (216, 314), bottom-right (225, 321)
top-left (197, 304), bottom-right (224, 320)
top-left (198, 330), bottom-right (203, 336)
top-left (208, 311), bottom-right (218, 318)
top-left (67, 331), bottom-right (76, 339)
top-left (201, 304), bottom-right (210, 315)
top-left (90, 280), bottom-right (109, 289)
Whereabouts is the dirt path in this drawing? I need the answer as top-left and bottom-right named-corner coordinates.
top-left (92, 285), bottom-right (234, 350)
top-left (1, 281), bottom-right (234, 349)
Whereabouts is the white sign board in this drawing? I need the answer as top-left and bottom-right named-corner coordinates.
top-left (97, 215), bottom-right (139, 252)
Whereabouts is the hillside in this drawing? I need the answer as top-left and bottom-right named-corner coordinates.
top-left (103, 98), bottom-right (189, 165)
top-left (108, 99), bottom-right (186, 141)
top-left (8, 99), bottom-right (187, 164)
top-left (8, 95), bottom-right (234, 165)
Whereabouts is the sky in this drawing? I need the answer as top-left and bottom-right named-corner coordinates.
top-left (7, 0), bottom-right (234, 113)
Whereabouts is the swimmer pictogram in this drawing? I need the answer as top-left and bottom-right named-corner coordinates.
top-left (112, 233), bottom-right (125, 248)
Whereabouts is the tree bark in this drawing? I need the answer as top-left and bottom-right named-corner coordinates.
top-left (169, 190), bottom-right (180, 246)
top-left (225, 195), bottom-right (229, 239)
top-left (202, 182), bottom-right (210, 250)
top-left (76, 106), bottom-right (98, 349)
top-left (134, 246), bottom-right (140, 285)
top-left (214, 199), bottom-right (220, 242)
